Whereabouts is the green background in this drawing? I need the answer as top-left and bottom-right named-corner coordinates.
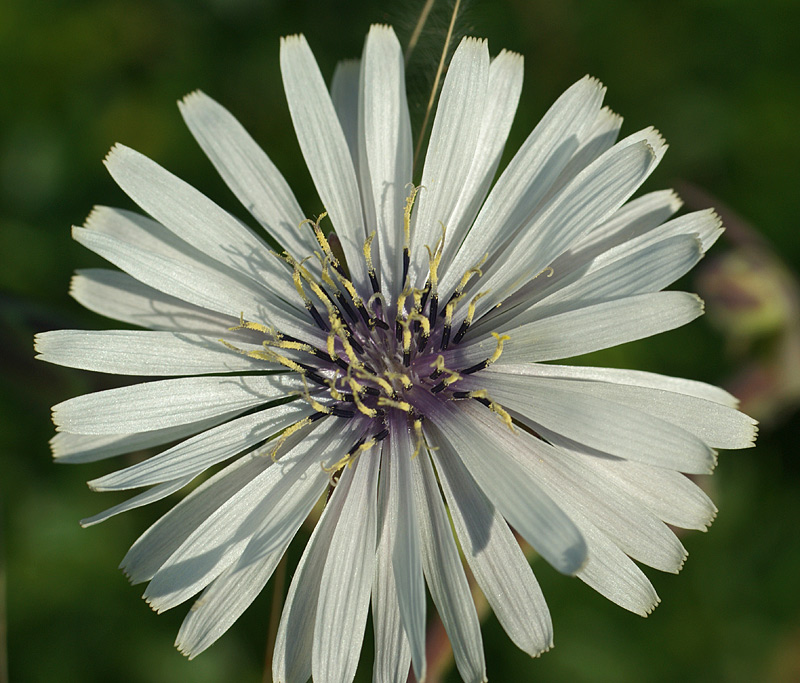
top-left (2, 0), bottom-right (799, 681)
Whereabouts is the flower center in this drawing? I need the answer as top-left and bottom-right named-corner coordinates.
top-left (224, 188), bottom-right (513, 474)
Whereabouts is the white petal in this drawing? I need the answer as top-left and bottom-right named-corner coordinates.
top-left (35, 330), bottom-right (272, 376)
top-left (411, 448), bottom-right (486, 683)
top-left (143, 418), bottom-right (338, 612)
top-left (495, 426), bottom-right (688, 572)
top-left (451, 291), bottom-right (704, 366)
top-left (178, 91), bottom-right (317, 258)
top-left (495, 362), bottom-right (742, 408)
top-left (330, 59), bottom-right (361, 170)
top-left (588, 458), bottom-right (717, 530)
top-left (471, 129), bottom-right (667, 319)
top-left (372, 526), bottom-right (412, 683)
top-left (484, 364), bottom-right (757, 450)
top-left (176, 548), bottom-right (283, 660)
top-left (542, 210), bottom-right (723, 314)
top-left (361, 25), bottom-right (413, 298)
top-left (80, 475), bottom-right (193, 527)
top-left (469, 371), bottom-right (717, 474)
top-left (122, 449), bottom-right (276, 584)
top-left (542, 105), bottom-right (624, 201)
top-left (273, 462), bottom-right (354, 683)
top-left (103, 145), bottom-right (297, 300)
top-left (313, 450), bottom-right (379, 683)
top-left (410, 37), bottom-right (490, 284)
top-left (280, 35), bottom-right (369, 293)
top-left (70, 269), bottom-right (240, 335)
top-left (433, 436), bottom-right (553, 656)
top-left (473, 234), bottom-right (703, 338)
top-left (574, 513), bottom-right (660, 616)
top-left (372, 442), bottom-right (412, 683)
top-left (442, 75), bottom-right (606, 295)
top-left (88, 403), bottom-right (312, 491)
top-left (472, 188), bottom-right (683, 333)
top-left (175, 429), bottom-right (336, 658)
top-left (438, 49), bottom-right (525, 271)
top-left (573, 188), bottom-right (683, 253)
top-left (536, 234), bottom-right (701, 312)
top-left (50, 415), bottom-right (234, 463)
top-left (421, 399), bottom-right (587, 576)
top-left (473, 426), bottom-right (663, 613)
top-left (385, 421), bottom-right (426, 680)
top-left (71, 226), bottom-right (315, 344)
top-left (53, 374), bottom-right (301, 435)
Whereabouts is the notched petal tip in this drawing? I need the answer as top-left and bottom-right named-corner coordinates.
top-left (456, 35), bottom-right (489, 53)
top-left (582, 74), bottom-right (607, 92)
top-left (103, 142), bottom-right (131, 167)
top-left (82, 205), bottom-right (105, 228)
top-left (280, 33), bottom-right (307, 48)
top-left (493, 48), bottom-right (524, 66)
top-left (667, 188), bottom-right (684, 211)
top-left (368, 22), bottom-right (394, 35)
top-left (643, 594), bottom-right (662, 617)
top-left (32, 332), bottom-right (45, 357)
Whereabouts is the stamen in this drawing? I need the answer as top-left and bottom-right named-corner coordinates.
top-left (428, 355), bottom-right (462, 393)
top-left (407, 310), bottom-right (431, 354)
top-left (453, 290), bottom-right (491, 345)
top-left (402, 184), bottom-right (423, 286)
top-left (461, 332), bottom-right (510, 375)
top-left (377, 396), bottom-right (413, 412)
top-left (270, 417), bottom-right (312, 461)
top-left (429, 354), bottom-right (446, 380)
top-left (411, 413), bottom-right (425, 459)
top-left (363, 231), bottom-right (380, 294)
top-left (330, 317), bottom-right (364, 366)
top-left (384, 370), bottom-right (413, 390)
top-left (398, 317), bottom-right (413, 367)
top-left (348, 379), bottom-right (378, 418)
top-left (439, 293), bottom-right (464, 351)
top-left (229, 313), bottom-right (272, 335)
top-left (320, 261), bottom-right (358, 323)
top-left (298, 376), bottom-right (331, 415)
top-left (356, 369), bottom-right (395, 397)
top-left (300, 211), bottom-right (347, 277)
top-left (424, 224), bottom-right (446, 326)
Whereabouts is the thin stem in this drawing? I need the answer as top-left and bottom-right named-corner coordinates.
top-left (262, 554), bottom-right (288, 683)
top-left (405, 0), bottom-right (436, 64)
top-left (412, 0), bottom-right (462, 171)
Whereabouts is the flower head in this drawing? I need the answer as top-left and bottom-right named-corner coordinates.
top-left (37, 25), bottom-right (757, 683)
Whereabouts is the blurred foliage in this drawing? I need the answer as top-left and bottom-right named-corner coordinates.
top-left (2, 0), bottom-right (799, 681)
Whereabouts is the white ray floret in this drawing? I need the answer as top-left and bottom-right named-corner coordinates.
top-left (39, 23), bottom-right (757, 681)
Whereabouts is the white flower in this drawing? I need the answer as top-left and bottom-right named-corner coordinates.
top-left (36, 25), bottom-right (757, 683)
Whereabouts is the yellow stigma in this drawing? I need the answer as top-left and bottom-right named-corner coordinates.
top-left (464, 290), bottom-right (491, 328)
top-left (270, 417), bottom-right (312, 461)
top-left (403, 184), bottom-right (423, 249)
top-left (454, 253), bottom-right (488, 298)
top-left (424, 223), bottom-right (447, 295)
top-left (363, 231), bottom-right (376, 272)
top-left (300, 212), bottom-right (341, 269)
top-left (377, 396), bottom-right (413, 412)
top-left (486, 332), bottom-right (510, 367)
top-left (229, 312), bottom-right (272, 335)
